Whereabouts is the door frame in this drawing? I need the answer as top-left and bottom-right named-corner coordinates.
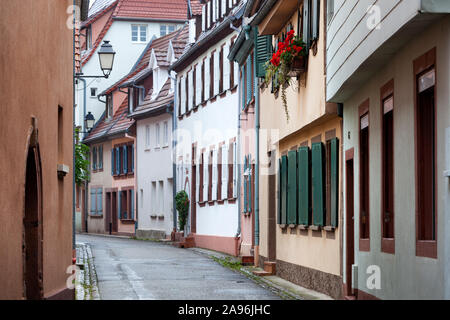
top-left (345, 148), bottom-right (355, 297)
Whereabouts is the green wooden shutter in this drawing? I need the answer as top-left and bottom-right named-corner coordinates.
top-left (287, 150), bottom-right (298, 225)
top-left (123, 146), bottom-right (128, 174)
top-left (248, 156), bottom-right (252, 213)
top-left (277, 159), bottom-right (281, 224)
top-left (246, 56), bottom-right (252, 104)
top-left (99, 145), bottom-right (103, 169)
top-left (331, 138), bottom-right (339, 227)
top-left (256, 35), bottom-right (272, 78)
top-left (280, 155), bottom-right (288, 224)
top-left (241, 66), bottom-right (246, 109)
top-left (312, 142), bottom-right (325, 226)
top-left (298, 146), bottom-right (311, 225)
top-left (116, 147), bottom-right (120, 175)
top-left (131, 144), bottom-right (134, 173)
top-left (303, 0), bottom-right (311, 51)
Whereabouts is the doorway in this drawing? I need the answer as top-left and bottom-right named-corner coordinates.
top-left (267, 150), bottom-right (276, 261)
top-left (23, 146), bottom-right (43, 300)
top-left (345, 149), bottom-right (355, 297)
top-left (105, 192), bottom-right (112, 234)
top-left (111, 191), bottom-right (118, 233)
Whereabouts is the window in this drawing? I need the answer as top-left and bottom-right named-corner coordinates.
top-left (90, 188), bottom-right (103, 215)
top-left (199, 152), bottom-right (204, 202)
top-left (112, 143), bottom-right (134, 176)
top-left (210, 51), bottom-right (215, 98)
top-left (160, 25), bottom-right (175, 37)
top-left (145, 125), bottom-right (150, 148)
top-left (90, 88), bottom-right (97, 98)
top-left (324, 137), bottom-right (339, 229)
top-left (118, 188), bottom-right (134, 220)
top-left (415, 49), bottom-right (437, 258)
top-left (155, 123), bottom-right (160, 147)
top-left (106, 94), bottom-right (113, 119)
top-left (327, 0), bottom-right (335, 25)
top-left (208, 150), bottom-right (213, 201)
top-left (85, 26), bottom-right (92, 50)
top-left (92, 146), bottom-right (98, 171)
top-left (98, 145), bottom-right (103, 170)
top-left (243, 155), bottom-right (253, 214)
top-left (381, 80), bottom-right (394, 253)
top-left (132, 25), bottom-right (147, 42)
top-left (359, 100), bottom-right (370, 251)
top-left (163, 121), bottom-right (169, 147)
top-left (219, 46), bottom-right (224, 93)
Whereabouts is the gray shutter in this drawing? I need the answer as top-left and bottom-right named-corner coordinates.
top-left (111, 148), bottom-right (114, 175)
top-left (118, 191), bottom-right (122, 219)
top-left (90, 188), bottom-right (96, 214)
top-left (303, 0), bottom-right (311, 51)
top-left (97, 189), bottom-right (102, 215)
top-left (312, 0), bottom-right (320, 40)
top-left (131, 189), bottom-right (135, 220)
top-left (123, 145), bottom-right (128, 174)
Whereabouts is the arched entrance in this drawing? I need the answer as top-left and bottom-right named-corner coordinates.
top-left (23, 145), bottom-right (43, 300)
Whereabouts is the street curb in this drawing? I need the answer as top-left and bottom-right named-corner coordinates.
top-left (75, 242), bottom-right (101, 300)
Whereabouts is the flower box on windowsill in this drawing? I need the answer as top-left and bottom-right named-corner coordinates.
top-left (288, 56), bottom-right (306, 77)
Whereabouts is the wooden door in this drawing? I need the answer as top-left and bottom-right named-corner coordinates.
top-left (111, 192), bottom-right (118, 233)
top-left (345, 152), bottom-right (355, 297)
top-left (105, 192), bottom-right (111, 234)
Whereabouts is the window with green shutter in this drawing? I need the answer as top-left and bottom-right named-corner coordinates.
top-left (312, 142), bottom-right (325, 226)
top-left (287, 150), bottom-right (298, 225)
top-left (90, 188), bottom-right (96, 214)
top-left (244, 156), bottom-right (248, 213)
top-left (246, 56), bottom-right (252, 105)
top-left (111, 148), bottom-right (115, 176)
top-left (280, 155), bottom-right (288, 225)
top-left (97, 188), bottom-right (103, 215)
top-left (277, 159), bottom-right (281, 224)
top-left (303, 0), bottom-right (311, 52)
top-left (255, 35), bottom-right (272, 78)
top-left (298, 146), bottom-right (311, 225)
top-left (123, 145), bottom-right (128, 174)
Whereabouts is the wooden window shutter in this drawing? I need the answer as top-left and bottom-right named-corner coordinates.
top-left (221, 144), bottom-right (228, 199)
top-left (118, 191), bottom-right (122, 219)
top-left (303, 0), bottom-right (311, 52)
top-left (93, 147), bottom-right (97, 170)
top-left (130, 189), bottom-right (134, 220)
top-left (212, 147), bottom-right (217, 201)
top-left (178, 78), bottom-right (182, 116)
top-left (287, 150), bottom-right (298, 225)
top-left (217, 147), bottom-right (222, 200)
top-left (193, 68), bottom-right (197, 107)
top-left (204, 152), bottom-right (209, 202)
top-left (280, 155), bottom-right (288, 225)
top-left (90, 188), bottom-right (96, 214)
top-left (277, 159), bottom-right (282, 224)
top-left (241, 66), bottom-right (246, 109)
top-left (232, 141), bottom-right (237, 198)
top-left (201, 62), bottom-right (205, 102)
top-left (185, 74), bottom-right (189, 112)
top-left (111, 148), bottom-right (115, 175)
top-left (115, 147), bottom-right (120, 175)
top-left (256, 35), bottom-right (272, 78)
top-left (330, 138), bottom-right (339, 227)
top-left (210, 54), bottom-right (214, 98)
top-left (246, 56), bottom-right (252, 104)
top-left (298, 146), bottom-right (311, 225)
top-left (131, 144), bottom-right (134, 173)
top-left (97, 189), bottom-right (102, 214)
top-left (123, 145), bottom-right (128, 174)
top-left (312, 142), bottom-right (325, 226)
top-left (199, 154), bottom-right (203, 202)
top-left (99, 145), bottom-right (103, 169)
top-left (248, 156), bottom-right (252, 212)
top-left (312, 0), bottom-right (320, 41)
top-left (229, 43), bottom-right (235, 88)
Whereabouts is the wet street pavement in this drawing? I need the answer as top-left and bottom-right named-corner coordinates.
top-left (76, 234), bottom-right (280, 300)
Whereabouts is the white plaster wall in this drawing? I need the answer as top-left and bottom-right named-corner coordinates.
top-left (136, 114), bottom-right (174, 236)
top-left (326, 0), bottom-right (421, 101)
top-left (176, 33), bottom-right (239, 238)
top-left (341, 16), bottom-right (450, 299)
top-left (76, 20), bottom-right (183, 131)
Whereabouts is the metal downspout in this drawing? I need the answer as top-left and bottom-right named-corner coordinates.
top-left (253, 26), bottom-right (260, 265)
top-left (172, 77), bottom-right (178, 234)
top-left (236, 62), bottom-right (242, 239)
top-left (72, 0), bottom-right (76, 251)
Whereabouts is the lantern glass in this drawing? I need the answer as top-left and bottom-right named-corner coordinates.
top-left (98, 41), bottom-right (116, 77)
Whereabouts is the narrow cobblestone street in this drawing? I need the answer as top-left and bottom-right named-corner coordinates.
top-left (76, 234), bottom-right (281, 300)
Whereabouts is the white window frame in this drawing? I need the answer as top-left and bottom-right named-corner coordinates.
top-left (145, 124), bottom-right (151, 150)
top-left (155, 123), bottom-right (161, 148)
top-left (163, 121), bottom-right (169, 147)
top-left (132, 24), bottom-right (148, 43)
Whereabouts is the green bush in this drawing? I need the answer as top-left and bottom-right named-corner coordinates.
top-left (175, 190), bottom-right (189, 232)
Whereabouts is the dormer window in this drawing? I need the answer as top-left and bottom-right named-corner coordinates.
top-left (106, 94), bottom-right (113, 120)
top-left (132, 25), bottom-right (147, 43)
top-left (129, 87), bottom-right (143, 113)
top-left (160, 25), bottom-right (176, 37)
top-left (85, 25), bottom-right (92, 50)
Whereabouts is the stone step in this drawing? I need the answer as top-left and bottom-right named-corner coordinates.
top-left (252, 270), bottom-right (272, 277)
top-left (263, 261), bottom-right (276, 275)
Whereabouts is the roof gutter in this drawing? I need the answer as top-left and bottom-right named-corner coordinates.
top-left (249, 0), bottom-right (278, 27)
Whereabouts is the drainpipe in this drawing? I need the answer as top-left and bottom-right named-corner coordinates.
top-left (235, 62), bottom-right (242, 240)
top-left (253, 26), bottom-right (260, 267)
top-left (72, 0), bottom-right (76, 253)
top-left (171, 75), bottom-right (178, 236)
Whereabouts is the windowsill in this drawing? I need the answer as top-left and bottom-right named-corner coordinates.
top-left (193, 105), bottom-right (199, 112)
top-left (162, 145), bottom-right (169, 149)
top-left (359, 238), bottom-right (370, 252)
top-left (310, 225), bottom-right (321, 231)
top-left (120, 219), bottom-right (135, 224)
top-left (89, 214), bottom-right (103, 218)
top-left (416, 240), bottom-right (437, 259)
top-left (381, 238), bottom-right (395, 254)
top-left (324, 226), bottom-right (336, 232)
top-left (199, 201), bottom-right (207, 207)
top-left (131, 41), bottom-right (147, 45)
top-left (298, 225), bottom-right (309, 230)
top-left (217, 199), bottom-right (225, 205)
top-left (219, 91), bottom-right (227, 98)
top-left (210, 96), bottom-right (217, 103)
top-left (144, 148), bottom-right (151, 152)
top-left (231, 85), bottom-right (238, 93)
top-left (279, 224), bottom-right (287, 229)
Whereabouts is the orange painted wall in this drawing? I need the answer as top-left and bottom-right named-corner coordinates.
top-left (0, 0), bottom-right (74, 299)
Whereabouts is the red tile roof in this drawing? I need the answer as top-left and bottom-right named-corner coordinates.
top-left (189, 0), bottom-right (203, 16)
top-left (84, 97), bottom-right (135, 143)
top-left (130, 78), bottom-right (173, 118)
top-left (113, 0), bottom-right (189, 21)
top-left (100, 24), bottom-right (189, 95)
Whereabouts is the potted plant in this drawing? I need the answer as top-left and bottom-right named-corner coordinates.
top-left (175, 190), bottom-right (189, 233)
top-left (265, 30), bottom-right (307, 122)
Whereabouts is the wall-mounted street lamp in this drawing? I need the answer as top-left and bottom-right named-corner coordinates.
top-left (75, 40), bottom-right (116, 79)
top-left (84, 112), bottom-right (95, 133)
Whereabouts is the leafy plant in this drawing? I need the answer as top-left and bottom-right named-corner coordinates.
top-left (75, 127), bottom-right (90, 186)
top-left (265, 30), bottom-right (307, 122)
top-left (175, 190), bottom-right (189, 232)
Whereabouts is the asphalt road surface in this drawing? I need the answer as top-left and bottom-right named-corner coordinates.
top-left (76, 234), bottom-right (280, 300)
